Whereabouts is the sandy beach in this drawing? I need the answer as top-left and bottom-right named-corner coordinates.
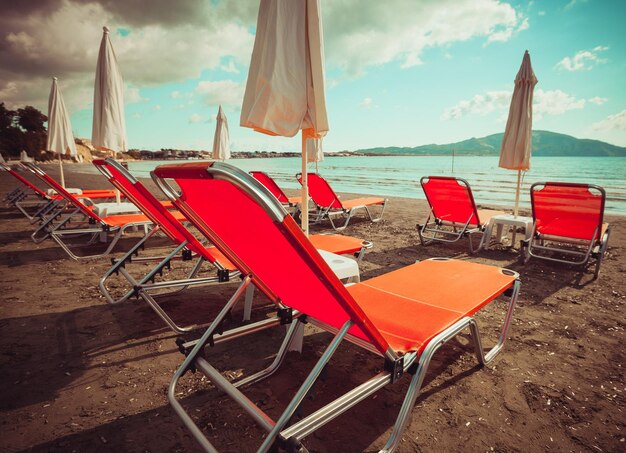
top-left (0, 162), bottom-right (624, 452)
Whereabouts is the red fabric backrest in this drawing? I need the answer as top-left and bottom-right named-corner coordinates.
top-left (93, 159), bottom-right (213, 260)
top-left (250, 171), bottom-right (289, 203)
top-left (23, 163), bottom-right (103, 222)
top-left (531, 182), bottom-right (605, 241)
top-left (421, 176), bottom-right (480, 226)
top-left (2, 165), bottom-right (48, 198)
top-left (299, 173), bottom-right (342, 209)
top-left (153, 162), bottom-right (390, 354)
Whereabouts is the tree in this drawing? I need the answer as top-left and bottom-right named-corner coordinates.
top-left (0, 104), bottom-right (48, 158)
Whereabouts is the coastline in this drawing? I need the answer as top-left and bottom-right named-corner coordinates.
top-left (0, 163), bottom-right (624, 452)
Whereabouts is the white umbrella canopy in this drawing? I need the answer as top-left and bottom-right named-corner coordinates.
top-left (241, 0), bottom-right (329, 235)
top-left (47, 77), bottom-right (77, 188)
top-left (212, 105), bottom-right (231, 160)
top-left (499, 50), bottom-right (538, 216)
top-left (92, 26), bottom-right (127, 157)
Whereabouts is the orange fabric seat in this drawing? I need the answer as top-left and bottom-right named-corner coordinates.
top-left (349, 260), bottom-right (515, 353)
top-left (341, 197), bottom-right (386, 210)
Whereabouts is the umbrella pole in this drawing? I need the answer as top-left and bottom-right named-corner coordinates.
top-left (58, 153), bottom-right (66, 188)
top-left (514, 170), bottom-right (521, 217)
top-left (301, 132), bottom-right (309, 236)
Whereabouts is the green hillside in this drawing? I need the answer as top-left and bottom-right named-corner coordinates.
top-left (349, 131), bottom-right (626, 157)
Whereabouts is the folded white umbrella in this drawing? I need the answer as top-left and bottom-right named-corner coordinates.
top-left (92, 26), bottom-right (127, 157)
top-left (212, 105), bottom-right (231, 160)
top-left (241, 0), bottom-right (329, 235)
top-left (499, 50), bottom-right (538, 216)
top-left (47, 77), bottom-right (77, 188)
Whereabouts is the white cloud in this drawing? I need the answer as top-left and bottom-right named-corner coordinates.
top-left (441, 91), bottom-right (511, 120)
top-left (359, 97), bottom-right (373, 109)
top-left (443, 88), bottom-right (590, 121)
top-left (324, 0), bottom-right (528, 77)
top-left (153, 104), bottom-right (161, 111)
top-left (533, 89), bottom-right (586, 118)
top-left (591, 110), bottom-right (626, 132)
top-left (195, 80), bottom-right (244, 108)
top-left (125, 87), bottom-right (148, 104)
top-left (588, 96), bottom-right (608, 105)
top-left (556, 46), bottom-right (609, 71)
top-left (0, 0), bottom-right (254, 111)
top-left (188, 113), bottom-right (206, 124)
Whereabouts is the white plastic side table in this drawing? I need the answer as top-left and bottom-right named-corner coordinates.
top-left (482, 214), bottom-right (533, 250)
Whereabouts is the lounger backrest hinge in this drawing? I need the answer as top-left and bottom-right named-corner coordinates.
top-left (384, 356), bottom-right (404, 383)
top-left (277, 307), bottom-right (293, 325)
top-left (217, 269), bottom-right (230, 282)
top-left (181, 249), bottom-right (192, 261)
top-left (174, 338), bottom-right (198, 374)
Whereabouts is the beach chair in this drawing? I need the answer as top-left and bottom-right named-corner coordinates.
top-left (520, 182), bottom-right (611, 279)
top-left (297, 172), bottom-right (387, 230)
top-left (94, 158), bottom-right (373, 333)
top-left (418, 176), bottom-right (507, 253)
top-left (1, 162), bottom-right (118, 221)
top-left (152, 161), bottom-right (520, 452)
top-left (250, 170), bottom-right (301, 208)
top-left (21, 161), bottom-right (157, 260)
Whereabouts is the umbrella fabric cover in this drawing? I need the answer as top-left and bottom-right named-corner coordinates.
top-left (212, 105), bottom-right (231, 160)
top-left (240, 0), bottom-right (329, 140)
top-left (92, 26), bottom-right (127, 154)
top-left (499, 50), bottom-right (537, 170)
top-left (47, 77), bottom-right (77, 158)
top-left (241, 0), bottom-right (329, 235)
top-left (306, 136), bottom-right (323, 163)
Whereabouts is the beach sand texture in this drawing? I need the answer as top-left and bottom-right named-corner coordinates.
top-left (1, 163), bottom-right (624, 452)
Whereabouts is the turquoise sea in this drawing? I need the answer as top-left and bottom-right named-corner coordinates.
top-left (82, 156), bottom-right (626, 215)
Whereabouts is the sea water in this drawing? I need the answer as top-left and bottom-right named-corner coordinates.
top-left (83, 155), bottom-right (626, 214)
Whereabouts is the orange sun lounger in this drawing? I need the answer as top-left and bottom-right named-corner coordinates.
top-left (94, 159), bottom-right (373, 333)
top-left (418, 176), bottom-right (507, 253)
top-left (297, 172), bottom-right (387, 230)
top-left (152, 161), bottom-right (520, 452)
top-left (521, 181), bottom-right (611, 279)
top-left (21, 161), bottom-right (160, 260)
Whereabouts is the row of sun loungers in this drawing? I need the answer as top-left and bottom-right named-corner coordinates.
top-left (0, 159), bottom-right (611, 451)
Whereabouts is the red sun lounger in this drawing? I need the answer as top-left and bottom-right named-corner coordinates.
top-left (521, 181), bottom-right (611, 279)
top-left (250, 171), bottom-right (302, 207)
top-left (297, 172), bottom-right (387, 230)
top-left (94, 158), bottom-right (373, 333)
top-left (152, 161), bottom-right (520, 452)
top-left (21, 161), bottom-right (159, 260)
top-left (1, 162), bottom-right (119, 221)
top-left (418, 176), bottom-right (507, 253)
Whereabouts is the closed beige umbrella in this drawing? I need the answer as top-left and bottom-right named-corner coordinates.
top-left (92, 26), bottom-right (127, 157)
top-left (499, 50), bottom-right (538, 216)
top-left (47, 77), bottom-right (77, 188)
top-left (212, 105), bottom-right (230, 160)
top-left (241, 0), bottom-right (329, 235)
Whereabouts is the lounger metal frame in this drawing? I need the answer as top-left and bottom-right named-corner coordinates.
top-left (91, 159), bottom-right (250, 333)
top-left (296, 172), bottom-right (387, 231)
top-left (154, 162), bottom-right (521, 452)
top-left (521, 182), bottom-right (611, 279)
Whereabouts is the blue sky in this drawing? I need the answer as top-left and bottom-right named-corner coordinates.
top-left (1, 0), bottom-right (625, 151)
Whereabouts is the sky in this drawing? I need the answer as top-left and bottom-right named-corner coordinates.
top-left (1, 0), bottom-right (625, 152)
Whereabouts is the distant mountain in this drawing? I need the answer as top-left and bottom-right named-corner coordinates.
top-left (348, 131), bottom-right (626, 157)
